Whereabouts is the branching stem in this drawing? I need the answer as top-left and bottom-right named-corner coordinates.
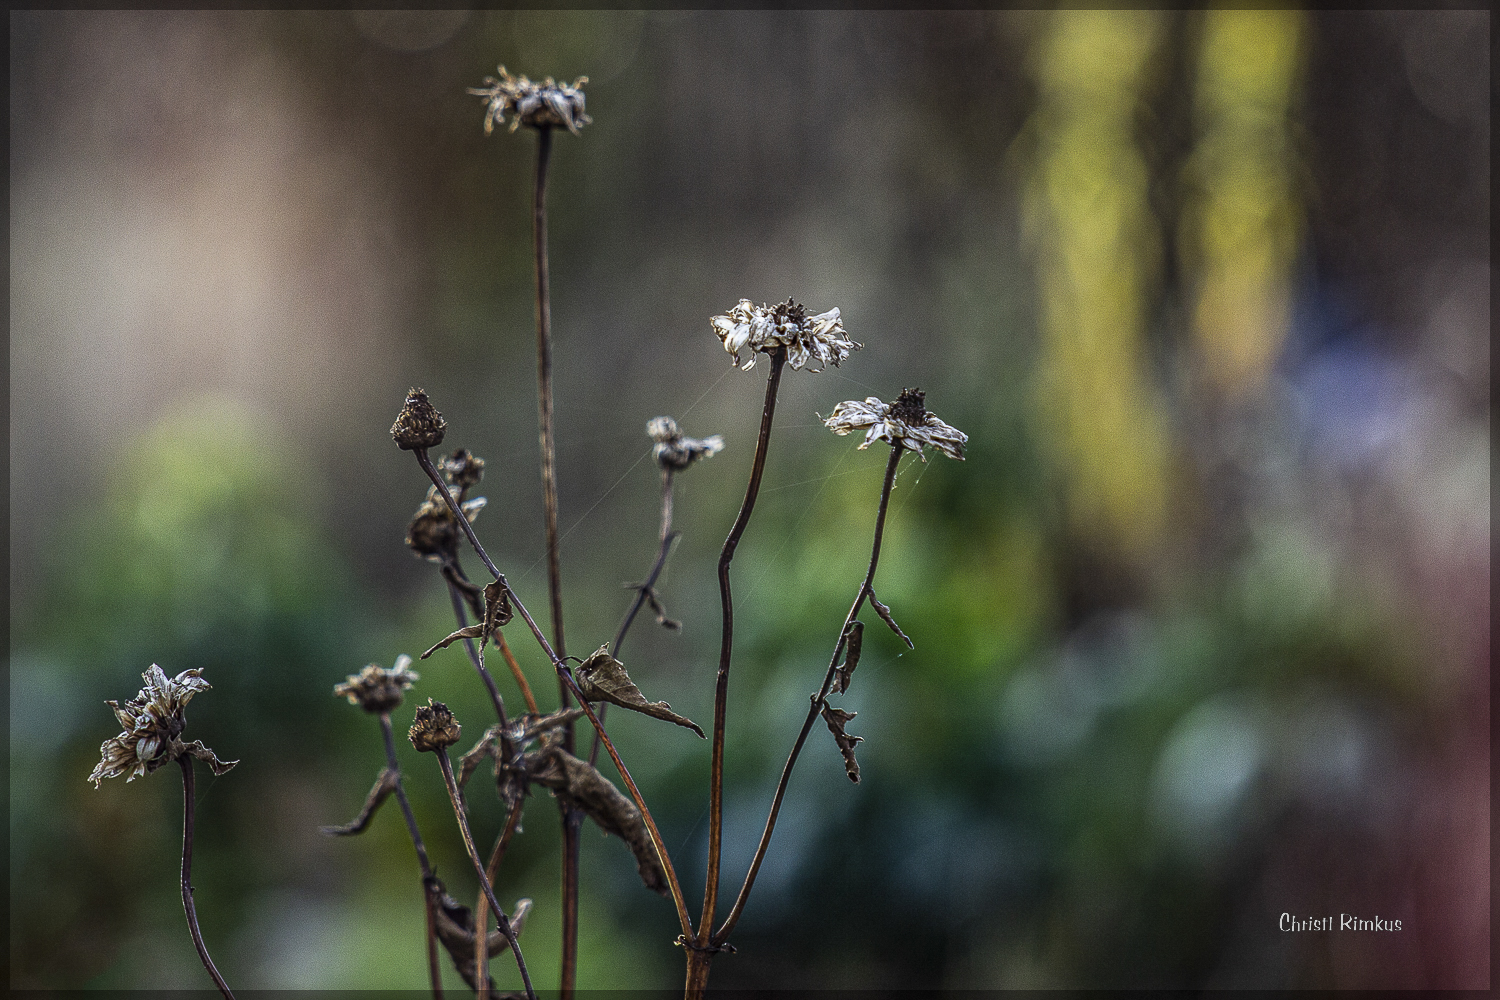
top-left (713, 442), bottom-right (903, 946)
top-left (379, 713), bottom-right (444, 999)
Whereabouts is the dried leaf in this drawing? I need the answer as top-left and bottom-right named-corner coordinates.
top-left (834, 620), bottom-right (864, 695)
top-left (421, 623), bottom-right (485, 660)
top-left (427, 875), bottom-right (532, 992)
top-left (482, 579), bottom-right (513, 631)
top-left (643, 588), bottom-right (682, 631)
top-left (525, 747), bottom-right (668, 896)
top-left (821, 704), bottom-right (862, 783)
top-left (180, 739), bottom-right (239, 775)
top-left (574, 645), bottom-right (704, 737)
top-left (458, 726), bottom-right (501, 787)
top-left (320, 768), bottom-right (398, 835)
top-left (868, 588), bottom-right (913, 649)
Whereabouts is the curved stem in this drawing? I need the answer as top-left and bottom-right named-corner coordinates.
top-left (713, 443), bottom-right (903, 945)
top-left (592, 468), bottom-right (677, 766)
top-left (435, 751), bottom-right (536, 1000)
top-left (699, 348), bottom-right (786, 945)
top-left (177, 756), bottom-right (234, 1000)
top-left (378, 714), bottom-right (443, 998)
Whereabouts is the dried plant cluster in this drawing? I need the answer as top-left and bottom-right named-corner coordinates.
top-left (87, 64), bottom-right (966, 1000)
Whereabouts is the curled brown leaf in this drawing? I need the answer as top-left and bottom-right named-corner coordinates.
top-left (821, 704), bottom-right (862, 783)
top-left (319, 768), bottom-right (398, 836)
top-left (573, 645), bottom-right (704, 737)
top-left (868, 588), bottom-right (913, 649)
top-left (834, 620), bottom-right (864, 695)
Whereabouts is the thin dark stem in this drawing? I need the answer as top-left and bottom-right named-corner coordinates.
top-left (416, 451), bottom-right (693, 937)
top-left (435, 751), bottom-right (537, 1000)
top-left (591, 468), bottom-right (678, 766)
top-left (475, 804), bottom-right (525, 1000)
top-left (416, 450), bottom-right (502, 580)
top-left (177, 756), bottom-right (234, 1000)
top-left (699, 348), bottom-right (786, 946)
top-left (378, 714), bottom-right (443, 998)
top-left (713, 443), bottom-right (903, 945)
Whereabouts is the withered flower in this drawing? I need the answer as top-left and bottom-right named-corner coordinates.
top-left (407, 485), bottom-right (487, 562)
top-left (710, 298), bottom-right (860, 372)
top-left (334, 655), bottom-right (419, 714)
top-left (410, 699), bottom-right (462, 753)
top-left (442, 448), bottom-right (485, 489)
top-left (647, 416), bottom-right (724, 472)
top-left (89, 665), bottom-right (236, 787)
top-left (469, 66), bottom-right (591, 135)
top-left (823, 388), bottom-right (968, 461)
top-left (391, 388), bottom-right (447, 451)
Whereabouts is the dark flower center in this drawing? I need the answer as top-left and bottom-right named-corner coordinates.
top-left (890, 388), bottom-right (927, 424)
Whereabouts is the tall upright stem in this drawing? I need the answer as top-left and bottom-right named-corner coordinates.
top-left (177, 756), bottom-right (234, 1000)
top-left (531, 122), bottom-right (582, 1000)
top-left (713, 443), bottom-right (903, 946)
top-left (698, 350), bottom-right (786, 950)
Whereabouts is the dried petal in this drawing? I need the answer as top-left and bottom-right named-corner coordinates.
top-left (824, 387), bottom-right (968, 461)
top-left (573, 645), bottom-right (704, 737)
top-left (469, 66), bottom-right (591, 134)
top-left (821, 704), bottom-right (863, 783)
top-left (709, 297), bottom-right (861, 372)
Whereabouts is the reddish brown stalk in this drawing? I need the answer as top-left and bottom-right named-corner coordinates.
top-left (713, 442), bottom-right (902, 946)
top-left (697, 348), bottom-right (786, 956)
top-left (496, 631), bottom-right (540, 715)
top-left (476, 804), bottom-right (525, 1000)
top-left (177, 756), bottom-right (234, 1000)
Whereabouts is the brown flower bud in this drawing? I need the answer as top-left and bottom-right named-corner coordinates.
top-left (391, 388), bottom-right (447, 451)
top-left (409, 698), bottom-right (462, 753)
top-left (334, 656), bottom-right (419, 714)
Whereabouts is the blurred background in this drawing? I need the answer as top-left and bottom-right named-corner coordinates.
top-left (9, 9), bottom-right (1489, 991)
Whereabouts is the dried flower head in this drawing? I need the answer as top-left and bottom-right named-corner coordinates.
top-left (407, 485), bottom-right (487, 562)
top-left (89, 665), bottom-right (236, 787)
top-left (334, 655), bottom-right (420, 714)
top-left (410, 698), bottom-right (462, 753)
top-left (442, 448), bottom-right (485, 489)
top-left (468, 66), bottom-right (591, 135)
top-left (647, 416), bottom-right (724, 472)
top-left (391, 388), bottom-right (447, 451)
top-left (710, 298), bottom-right (861, 372)
top-left (823, 388), bottom-right (968, 461)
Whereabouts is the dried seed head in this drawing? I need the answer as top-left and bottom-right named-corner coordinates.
top-left (647, 416), bottom-right (724, 472)
top-left (406, 486), bottom-right (487, 563)
top-left (334, 655), bottom-right (419, 714)
top-left (410, 698), bottom-right (462, 753)
top-left (442, 448), bottom-right (485, 489)
top-left (468, 66), bottom-right (591, 135)
top-left (89, 665), bottom-right (236, 787)
top-left (823, 388), bottom-right (968, 461)
top-left (391, 388), bottom-right (447, 451)
top-left (710, 297), bottom-right (861, 372)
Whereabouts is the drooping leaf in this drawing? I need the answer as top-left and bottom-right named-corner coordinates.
top-left (421, 623), bottom-right (485, 660)
top-left (458, 726), bottom-right (501, 787)
top-left (421, 580), bottom-right (514, 660)
top-left (821, 704), bottom-right (862, 783)
top-left (524, 746), bottom-right (668, 896)
top-left (834, 620), bottom-right (864, 695)
top-left (428, 874), bottom-right (532, 992)
top-left (868, 588), bottom-right (913, 648)
top-left (573, 645), bottom-right (704, 737)
top-left (320, 768), bottom-right (398, 835)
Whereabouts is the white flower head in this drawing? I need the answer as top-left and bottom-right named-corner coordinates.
top-left (468, 66), bottom-right (590, 135)
top-left (709, 298), bottom-right (861, 372)
top-left (89, 665), bottom-right (236, 787)
top-left (647, 416), bottom-right (724, 472)
top-left (823, 388), bottom-right (968, 461)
